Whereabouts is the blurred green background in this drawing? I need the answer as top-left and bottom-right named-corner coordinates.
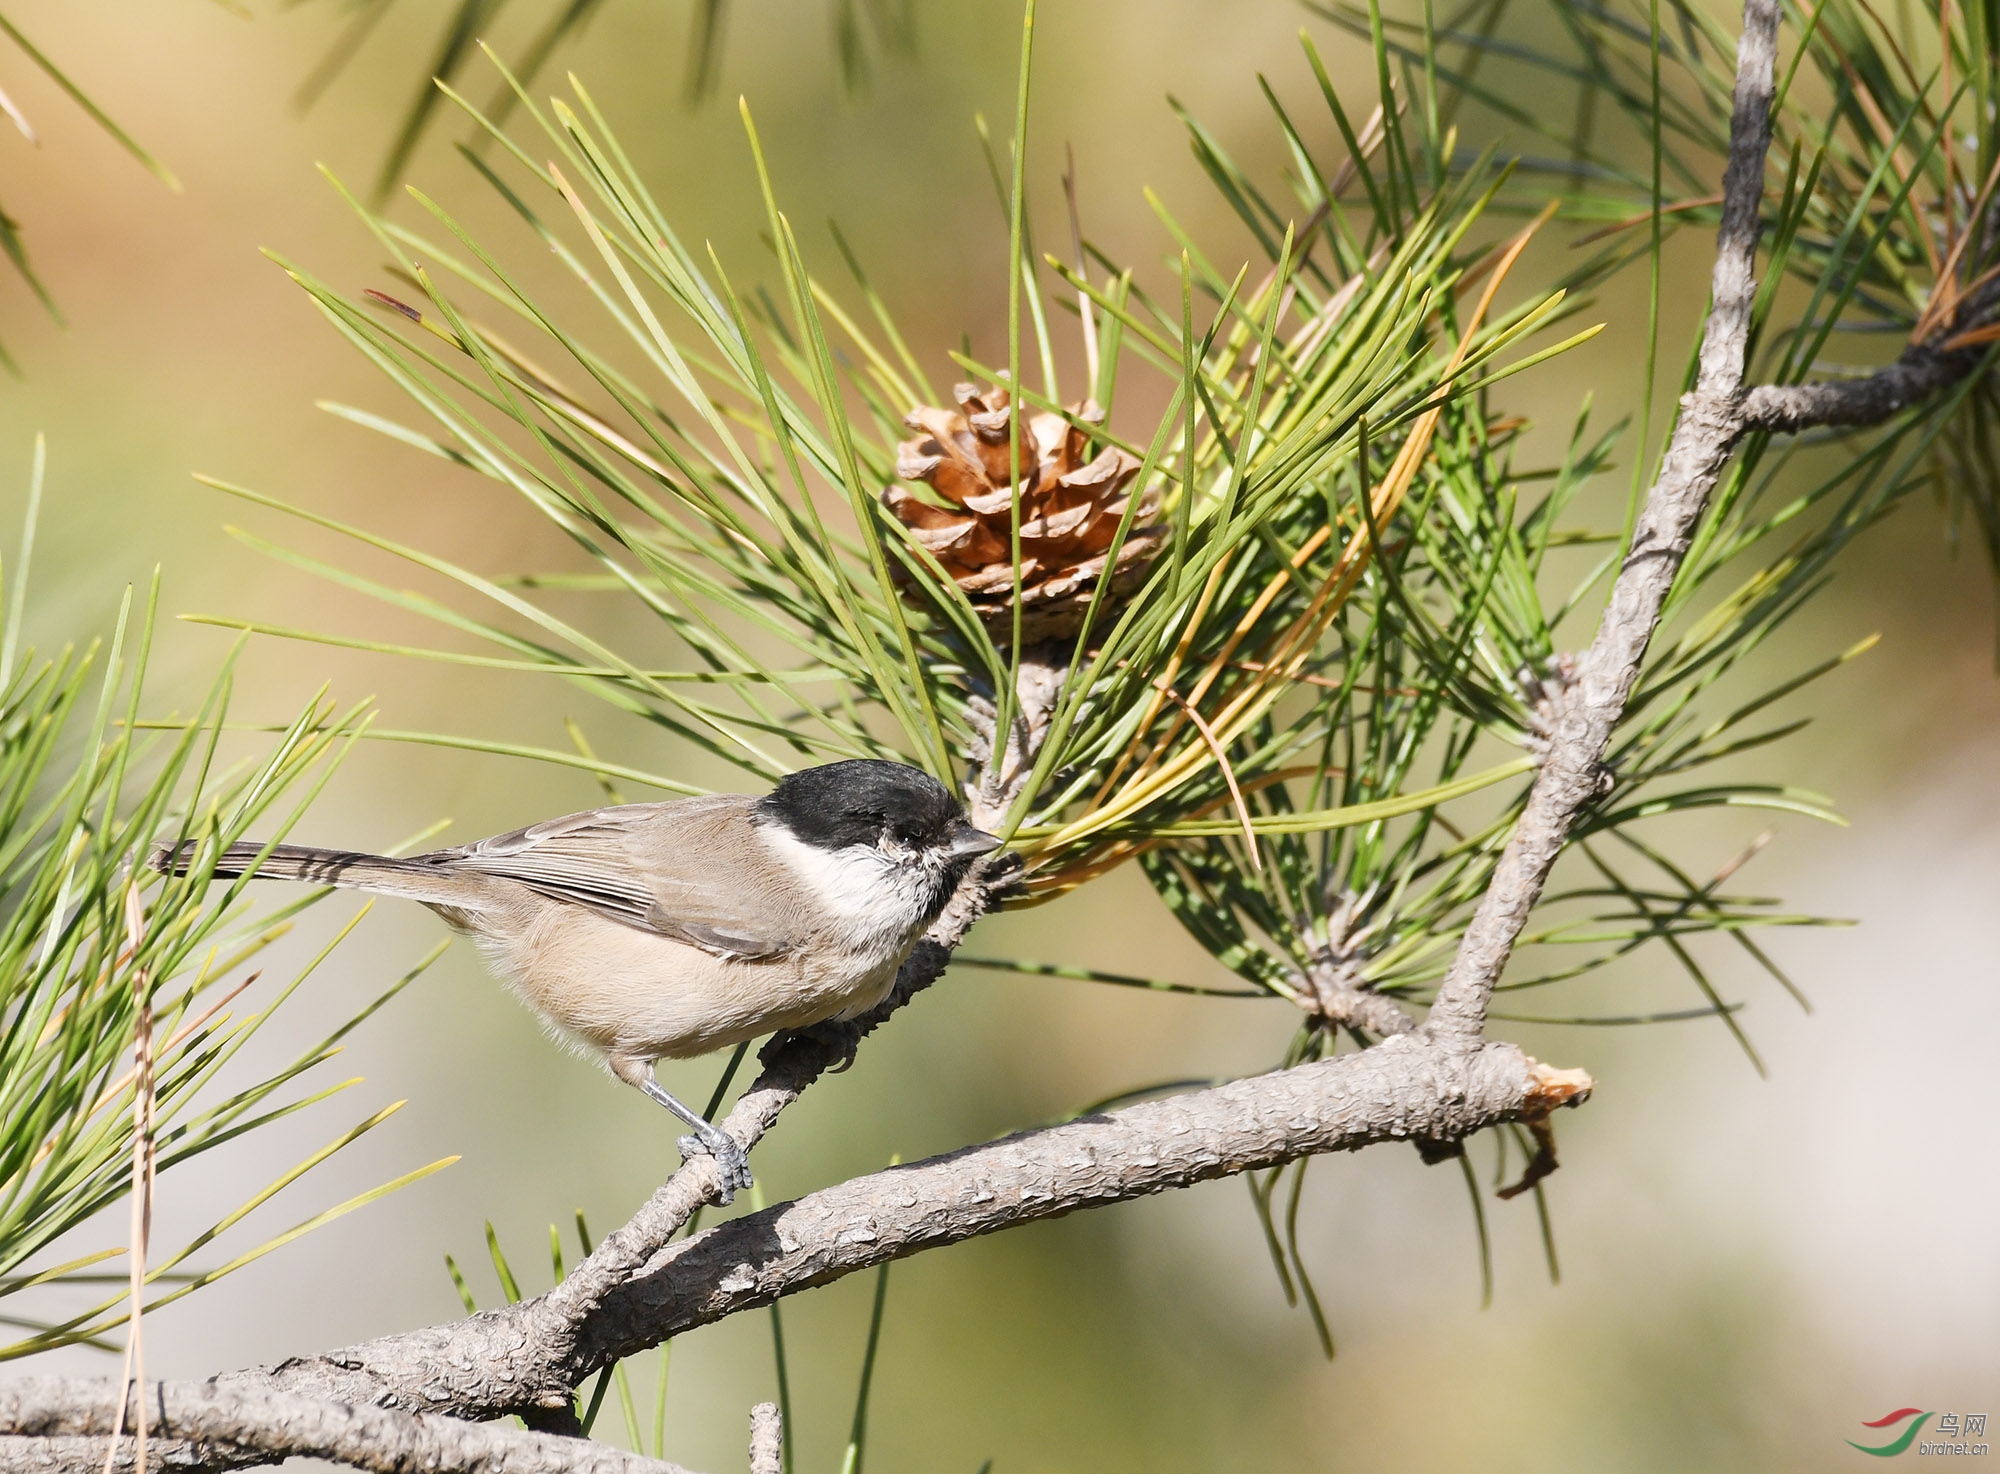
top-left (3, 1), bottom-right (1996, 1470)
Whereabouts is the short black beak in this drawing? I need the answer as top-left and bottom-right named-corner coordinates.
top-left (948, 823), bottom-right (1003, 858)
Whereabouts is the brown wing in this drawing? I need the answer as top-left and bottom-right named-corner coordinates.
top-left (432, 795), bottom-right (795, 959)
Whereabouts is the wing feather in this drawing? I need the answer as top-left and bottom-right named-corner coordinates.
top-left (429, 796), bottom-right (793, 959)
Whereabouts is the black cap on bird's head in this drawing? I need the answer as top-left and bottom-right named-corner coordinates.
top-left (755, 759), bottom-right (1000, 861)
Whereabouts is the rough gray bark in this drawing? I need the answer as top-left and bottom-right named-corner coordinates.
top-left (1299, 980), bottom-right (1415, 1038)
top-left (746, 1407), bottom-right (779, 1474)
top-left (565, 1037), bottom-right (1590, 1374)
top-left (1739, 332), bottom-right (1994, 430)
top-left (0, 1381), bottom-right (696, 1474)
top-left (1300, 897), bottom-right (1417, 1037)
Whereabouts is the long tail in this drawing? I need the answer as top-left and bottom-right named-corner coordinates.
top-left (149, 840), bottom-right (484, 909)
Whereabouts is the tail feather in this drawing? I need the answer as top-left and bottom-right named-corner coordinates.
top-left (149, 840), bottom-right (482, 908)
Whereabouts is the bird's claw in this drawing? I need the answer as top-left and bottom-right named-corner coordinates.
top-left (677, 1131), bottom-right (754, 1202)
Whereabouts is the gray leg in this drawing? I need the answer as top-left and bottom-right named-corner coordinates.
top-left (637, 1072), bottom-right (753, 1201)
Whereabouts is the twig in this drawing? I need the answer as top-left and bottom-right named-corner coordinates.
top-left (747, 1405), bottom-right (780, 1474)
top-left (1426, 0), bottom-right (2000, 1048)
top-left (1423, 0), bottom-right (1787, 1046)
top-left (1739, 306), bottom-right (2000, 429)
top-left (565, 1037), bottom-right (1579, 1368)
top-left (0, 1381), bottom-right (699, 1474)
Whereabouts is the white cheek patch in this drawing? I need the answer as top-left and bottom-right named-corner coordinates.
top-left (759, 824), bottom-right (932, 936)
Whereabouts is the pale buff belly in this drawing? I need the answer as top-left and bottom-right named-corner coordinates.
top-left (467, 903), bottom-right (903, 1061)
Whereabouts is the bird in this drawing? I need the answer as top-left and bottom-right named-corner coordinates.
top-left (150, 758), bottom-right (1000, 1199)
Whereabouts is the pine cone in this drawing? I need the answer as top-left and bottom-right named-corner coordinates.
top-left (883, 382), bottom-right (1164, 644)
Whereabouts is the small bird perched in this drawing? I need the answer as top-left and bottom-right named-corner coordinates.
top-left (151, 759), bottom-right (1000, 1199)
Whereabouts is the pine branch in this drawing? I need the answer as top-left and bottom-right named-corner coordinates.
top-left (1739, 305), bottom-right (2000, 431)
top-left (1421, 0), bottom-right (1981, 1042)
top-left (0, 1037), bottom-right (1590, 1474)
top-left (0, 1380), bottom-right (698, 1474)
